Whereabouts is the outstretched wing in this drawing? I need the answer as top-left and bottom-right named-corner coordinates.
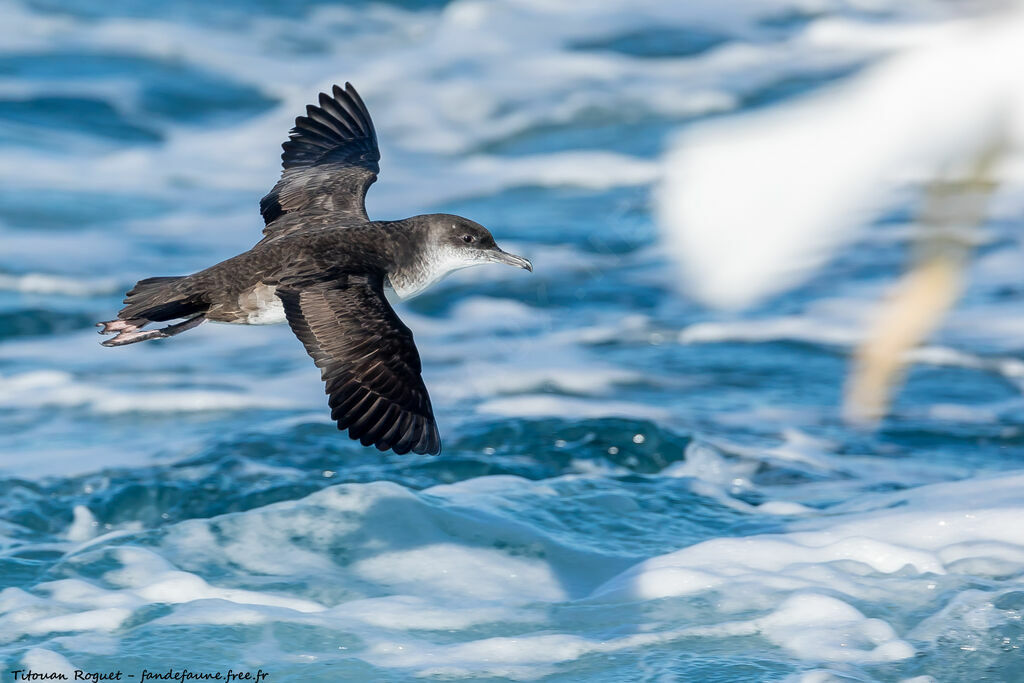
top-left (277, 275), bottom-right (440, 455)
top-left (259, 83), bottom-right (380, 240)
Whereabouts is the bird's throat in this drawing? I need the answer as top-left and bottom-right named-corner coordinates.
top-left (388, 246), bottom-right (481, 300)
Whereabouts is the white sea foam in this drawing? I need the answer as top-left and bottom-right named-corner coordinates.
top-left (353, 543), bottom-right (566, 603)
top-left (0, 369), bottom-right (296, 414)
top-left (404, 296), bottom-right (543, 337)
top-left (477, 395), bottom-right (670, 421)
top-left (678, 317), bottom-right (863, 346)
top-left (0, 273), bottom-right (119, 296)
top-left (460, 152), bottom-right (660, 191)
top-left (359, 592), bottom-right (915, 675)
top-left (331, 595), bottom-right (537, 631)
top-left (19, 649), bottom-right (77, 679)
top-left (434, 354), bottom-right (643, 402)
top-left (595, 471), bottom-right (1024, 604)
top-left (2, 463), bottom-right (1022, 677)
top-left (64, 505), bottom-right (99, 543)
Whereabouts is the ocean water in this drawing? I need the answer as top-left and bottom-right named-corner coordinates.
top-left (1, 0), bottom-right (1023, 681)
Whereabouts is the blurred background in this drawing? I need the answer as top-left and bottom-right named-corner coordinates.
top-left (1, 0), bottom-right (1022, 681)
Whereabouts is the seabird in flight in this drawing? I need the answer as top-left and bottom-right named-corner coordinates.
top-left (98, 83), bottom-right (532, 456)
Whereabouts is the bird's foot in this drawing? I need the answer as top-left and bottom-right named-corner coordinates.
top-left (97, 315), bottom-right (205, 347)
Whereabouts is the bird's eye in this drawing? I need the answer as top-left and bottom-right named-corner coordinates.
top-left (462, 234), bottom-right (475, 244)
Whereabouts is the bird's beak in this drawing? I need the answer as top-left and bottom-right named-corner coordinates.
top-left (490, 248), bottom-right (533, 272)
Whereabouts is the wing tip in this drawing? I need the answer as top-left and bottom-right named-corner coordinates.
top-left (337, 410), bottom-right (441, 456)
top-left (278, 81), bottom-right (378, 171)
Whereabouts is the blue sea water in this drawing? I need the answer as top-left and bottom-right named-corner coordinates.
top-left (1, 0), bottom-right (1023, 681)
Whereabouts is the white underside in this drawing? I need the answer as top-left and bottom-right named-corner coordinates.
top-left (246, 298), bottom-right (287, 324)
top-left (238, 284), bottom-right (287, 324)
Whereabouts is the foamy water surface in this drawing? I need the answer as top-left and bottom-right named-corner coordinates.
top-left (1, 0), bottom-right (1022, 680)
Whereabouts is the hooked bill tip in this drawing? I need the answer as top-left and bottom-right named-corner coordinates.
top-left (492, 249), bottom-right (533, 272)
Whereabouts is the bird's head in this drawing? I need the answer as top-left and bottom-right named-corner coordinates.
top-left (387, 214), bottom-right (532, 300)
top-left (426, 214), bottom-right (533, 272)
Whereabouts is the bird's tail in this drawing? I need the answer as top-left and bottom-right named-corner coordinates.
top-left (98, 276), bottom-right (208, 346)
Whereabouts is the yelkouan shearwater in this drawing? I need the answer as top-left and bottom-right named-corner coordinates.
top-left (98, 83), bottom-right (532, 455)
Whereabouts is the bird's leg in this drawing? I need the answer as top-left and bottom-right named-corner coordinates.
top-left (98, 314), bottom-right (206, 347)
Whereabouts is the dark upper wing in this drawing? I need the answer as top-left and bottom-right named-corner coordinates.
top-left (277, 275), bottom-right (440, 455)
top-left (259, 83), bottom-right (380, 240)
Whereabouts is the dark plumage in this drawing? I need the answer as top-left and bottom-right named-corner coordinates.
top-left (98, 83), bottom-right (532, 455)
top-left (259, 84), bottom-right (379, 229)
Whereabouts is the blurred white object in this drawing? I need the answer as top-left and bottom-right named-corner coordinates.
top-left (656, 7), bottom-right (1024, 310)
